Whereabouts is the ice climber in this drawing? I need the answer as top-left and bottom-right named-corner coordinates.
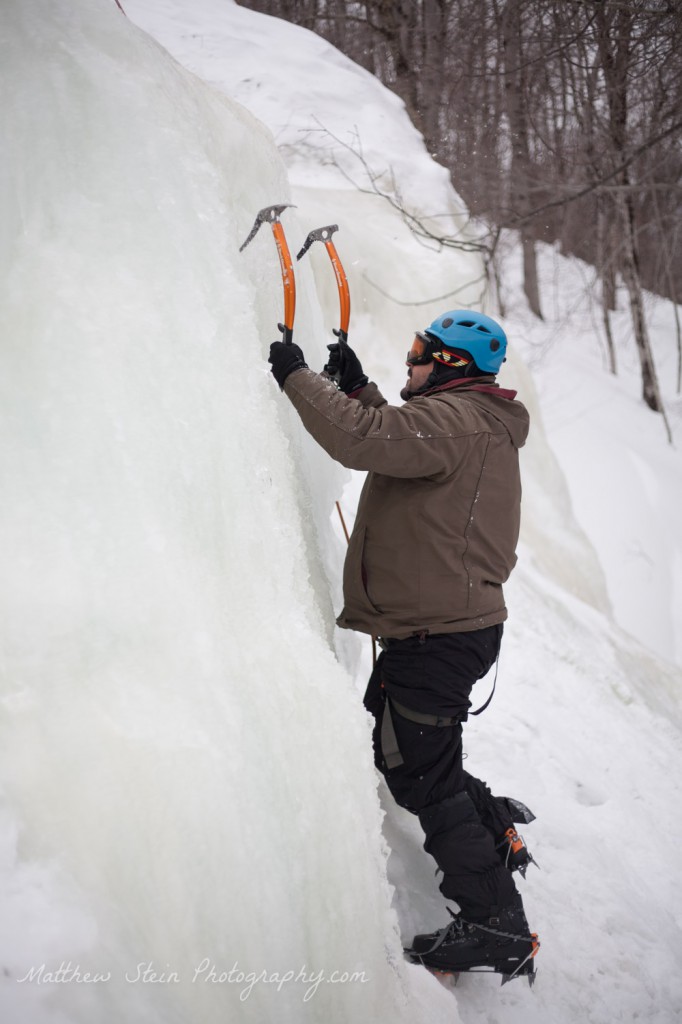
top-left (268, 310), bottom-right (539, 982)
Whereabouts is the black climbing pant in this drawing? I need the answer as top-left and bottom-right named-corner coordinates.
top-left (363, 626), bottom-right (518, 920)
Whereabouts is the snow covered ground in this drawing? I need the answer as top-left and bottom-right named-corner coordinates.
top-left (1, 1), bottom-right (681, 1023)
top-left (499, 237), bottom-right (682, 668)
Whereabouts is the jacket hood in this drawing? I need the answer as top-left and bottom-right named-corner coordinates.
top-left (423, 377), bottom-right (530, 450)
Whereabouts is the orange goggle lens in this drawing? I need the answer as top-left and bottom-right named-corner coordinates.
top-left (406, 334), bottom-right (433, 365)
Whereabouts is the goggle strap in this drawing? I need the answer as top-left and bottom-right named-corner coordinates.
top-left (432, 350), bottom-right (470, 367)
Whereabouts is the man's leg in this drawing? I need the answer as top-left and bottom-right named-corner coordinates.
top-left (381, 706), bottom-right (518, 919)
top-left (364, 631), bottom-right (538, 975)
top-left (363, 628), bottom-right (518, 919)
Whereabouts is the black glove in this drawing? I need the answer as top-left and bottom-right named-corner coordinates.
top-left (323, 341), bottom-right (342, 381)
top-left (268, 341), bottom-right (308, 389)
top-left (324, 338), bottom-right (368, 395)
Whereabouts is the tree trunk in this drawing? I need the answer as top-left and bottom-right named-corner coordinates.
top-left (522, 234), bottom-right (543, 321)
top-left (597, 200), bottom-right (617, 374)
top-left (500, 0), bottom-right (543, 319)
top-left (650, 184), bottom-right (682, 394)
top-left (617, 193), bottom-right (665, 417)
top-left (594, 2), bottom-right (668, 426)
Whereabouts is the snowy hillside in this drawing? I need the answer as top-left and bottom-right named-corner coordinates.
top-left (1, 1), bottom-right (681, 1023)
top-left (498, 237), bottom-right (682, 667)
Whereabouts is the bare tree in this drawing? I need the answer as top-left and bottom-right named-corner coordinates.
top-left (496, 0), bottom-right (543, 318)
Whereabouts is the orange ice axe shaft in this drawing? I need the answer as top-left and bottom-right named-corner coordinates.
top-left (296, 224), bottom-right (350, 344)
top-left (240, 204), bottom-right (297, 344)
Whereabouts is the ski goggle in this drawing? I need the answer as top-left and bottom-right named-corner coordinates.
top-left (406, 333), bottom-right (471, 368)
top-left (406, 333), bottom-right (435, 365)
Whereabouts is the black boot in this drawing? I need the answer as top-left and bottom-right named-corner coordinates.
top-left (406, 894), bottom-right (539, 984)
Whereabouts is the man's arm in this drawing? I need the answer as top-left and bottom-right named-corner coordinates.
top-left (334, 378), bottom-right (388, 410)
top-left (284, 368), bottom-right (458, 479)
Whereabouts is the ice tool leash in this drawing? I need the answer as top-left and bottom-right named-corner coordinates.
top-left (240, 204), bottom-right (297, 344)
top-left (296, 224), bottom-right (351, 376)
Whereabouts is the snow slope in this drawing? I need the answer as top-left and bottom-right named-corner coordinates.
top-left (498, 236), bottom-right (682, 667)
top-left (2, 1), bottom-right (681, 1023)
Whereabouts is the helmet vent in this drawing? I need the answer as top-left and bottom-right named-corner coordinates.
top-left (441, 317), bottom-right (453, 328)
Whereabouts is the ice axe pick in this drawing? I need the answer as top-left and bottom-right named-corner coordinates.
top-left (240, 204), bottom-right (297, 344)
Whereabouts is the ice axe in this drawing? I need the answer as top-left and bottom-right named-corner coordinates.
top-left (240, 204), bottom-right (297, 344)
top-left (296, 224), bottom-right (351, 345)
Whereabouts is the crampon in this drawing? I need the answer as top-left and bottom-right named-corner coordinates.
top-left (405, 899), bottom-right (540, 987)
top-left (496, 826), bottom-right (539, 878)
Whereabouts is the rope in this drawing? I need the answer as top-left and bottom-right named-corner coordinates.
top-left (335, 500), bottom-right (350, 543)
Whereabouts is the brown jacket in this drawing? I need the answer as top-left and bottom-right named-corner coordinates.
top-left (284, 369), bottom-right (530, 640)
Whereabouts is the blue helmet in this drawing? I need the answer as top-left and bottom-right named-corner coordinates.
top-left (420, 310), bottom-right (507, 374)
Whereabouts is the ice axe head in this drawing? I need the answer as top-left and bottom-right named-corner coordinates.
top-left (296, 224), bottom-right (339, 261)
top-left (239, 204), bottom-right (296, 253)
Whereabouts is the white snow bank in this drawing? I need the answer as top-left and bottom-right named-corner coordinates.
top-left (125, 0), bottom-right (466, 229)
top-left (500, 238), bottom-right (682, 666)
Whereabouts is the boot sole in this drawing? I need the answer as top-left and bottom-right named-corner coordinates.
top-left (405, 953), bottom-right (537, 987)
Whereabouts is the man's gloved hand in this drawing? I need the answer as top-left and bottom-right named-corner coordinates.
top-left (324, 339), bottom-right (369, 395)
top-left (323, 341), bottom-right (342, 381)
top-left (268, 341), bottom-right (308, 389)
